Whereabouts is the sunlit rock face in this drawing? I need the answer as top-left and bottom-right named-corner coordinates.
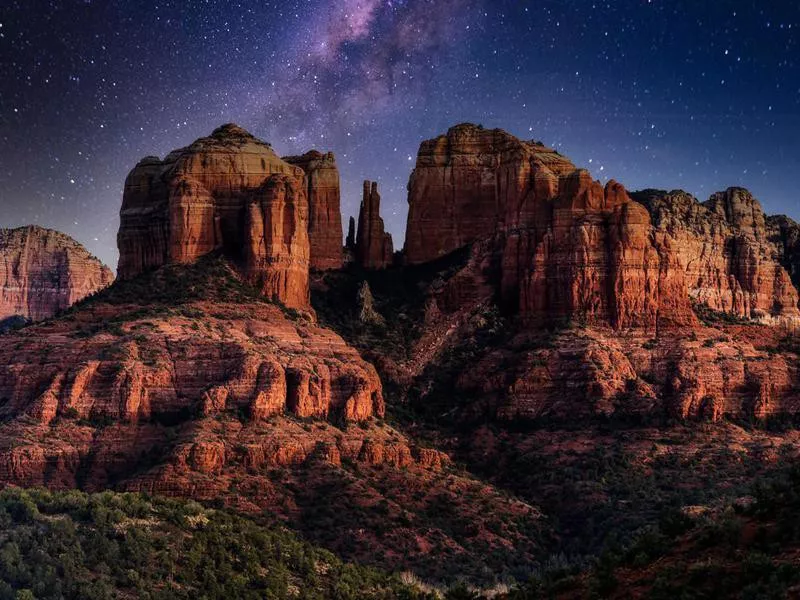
top-left (636, 187), bottom-right (800, 322)
top-left (283, 150), bottom-right (344, 271)
top-left (0, 225), bottom-right (113, 321)
top-left (404, 123), bottom-right (697, 330)
top-left (117, 124), bottom-right (311, 309)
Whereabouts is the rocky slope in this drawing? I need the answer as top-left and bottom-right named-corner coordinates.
top-left (0, 257), bottom-right (551, 583)
top-left (0, 225), bottom-right (113, 322)
top-left (117, 124), bottom-right (311, 309)
top-left (283, 150), bottom-right (344, 270)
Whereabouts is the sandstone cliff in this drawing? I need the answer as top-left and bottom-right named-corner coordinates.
top-left (356, 181), bottom-right (393, 269)
top-left (404, 124), bottom-right (800, 329)
top-left (634, 188), bottom-right (799, 322)
top-left (283, 150), bottom-right (344, 270)
top-left (404, 124), bottom-right (695, 330)
top-left (0, 225), bottom-right (113, 321)
top-left (117, 124), bottom-right (311, 309)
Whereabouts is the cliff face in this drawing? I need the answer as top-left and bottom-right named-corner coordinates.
top-left (117, 124), bottom-right (311, 309)
top-left (0, 226), bottom-right (113, 321)
top-left (283, 150), bottom-right (344, 271)
top-left (355, 181), bottom-right (393, 269)
top-left (405, 124), bottom-right (695, 330)
top-left (635, 188), bottom-right (799, 321)
top-left (405, 124), bottom-right (571, 265)
top-left (404, 124), bottom-right (800, 329)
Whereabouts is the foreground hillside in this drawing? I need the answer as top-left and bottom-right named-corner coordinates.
top-left (505, 462), bottom-right (800, 599)
top-left (0, 487), bottom-right (430, 600)
top-left (0, 256), bottom-right (549, 585)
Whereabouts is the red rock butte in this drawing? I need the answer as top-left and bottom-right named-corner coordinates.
top-left (0, 225), bottom-right (113, 322)
top-left (404, 123), bottom-right (800, 329)
top-left (117, 124), bottom-right (313, 310)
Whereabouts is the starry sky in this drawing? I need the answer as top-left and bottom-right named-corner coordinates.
top-left (1, 0), bottom-right (799, 270)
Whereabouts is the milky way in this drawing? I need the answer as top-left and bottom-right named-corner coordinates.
top-left (1, 0), bottom-right (799, 269)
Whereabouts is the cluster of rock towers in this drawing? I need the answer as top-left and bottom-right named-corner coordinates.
top-left (116, 122), bottom-right (800, 329)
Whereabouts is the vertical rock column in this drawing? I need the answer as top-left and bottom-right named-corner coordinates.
top-left (355, 181), bottom-right (393, 269)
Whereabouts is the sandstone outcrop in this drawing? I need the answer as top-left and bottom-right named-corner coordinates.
top-left (404, 124), bottom-right (695, 330)
top-left (404, 124), bottom-right (800, 329)
top-left (283, 150), bottom-right (344, 270)
top-left (0, 226), bottom-right (113, 321)
top-left (117, 124), bottom-right (311, 309)
top-left (453, 326), bottom-right (800, 422)
top-left (634, 188), bottom-right (799, 322)
top-left (356, 181), bottom-right (393, 269)
top-left (0, 300), bottom-right (383, 431)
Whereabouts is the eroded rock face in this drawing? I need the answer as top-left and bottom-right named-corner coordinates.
top-left (404, 124), bottom-right (695, 330)
top-left (356, 181), bottom-right (393, 269)
top-left (0, 226), bottom-right (113, 321)
top-left (438, 323), bottom-right (800, 423)
top-left (117, 124), bottom-right (311, 309)
top-left (0, 294), bottom-right (397, 487)
top-left (635, 188), bottom-right (799, 322)
top-left (283, 150), bottom-right (344, 271)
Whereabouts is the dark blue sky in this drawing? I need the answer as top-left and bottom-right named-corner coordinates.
top-left (1, 0), bottom-right (799, 269)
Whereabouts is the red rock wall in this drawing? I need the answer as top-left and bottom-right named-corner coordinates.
top-left (118, 124), bottom-right (311, 309)
top-left (405, 124), bottom-right (800, 329)
top-left (405, 124), bottom-right (696, 330)
top-left (636, 188), bottom-right (799, 322)
top-left (0, 226), bottom-right (113, 321)
top-left (283, 151), bottom-right (344, 271)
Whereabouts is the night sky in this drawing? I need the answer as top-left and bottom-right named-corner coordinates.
top-left (1, 1), bottom-right (799, 270)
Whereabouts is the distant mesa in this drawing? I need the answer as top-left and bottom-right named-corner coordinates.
top-left (0, 225), bottom-right (113, 322)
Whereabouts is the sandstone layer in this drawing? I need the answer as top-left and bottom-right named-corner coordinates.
top-left (0, 225), bottom-right (113, 321)
top-left (355, 181), bottom-right (393, 269)
top-left (117, 124), bottom-right (311, 309)
top-left (283, 150), bottom-right (344, 270)
top-left (0, 268), bottom-right (394, 492)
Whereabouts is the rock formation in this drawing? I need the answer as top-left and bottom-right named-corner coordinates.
top-left (356, 181), bottom-right (393, 269)
top-left (117, 124), bottom-right (311, 309)
top-left (357, 281), bottom-right (384, 325)
top-left (404, 124), bottom-right (800, 329)
top-left (634, 188), bottom-right (799, 321)
top-left (0, 226), bottom-right (113, 321)
top-left (283, 150), bottom-right (344, 270)
top-left (404, 124), bottom-right (695, 330)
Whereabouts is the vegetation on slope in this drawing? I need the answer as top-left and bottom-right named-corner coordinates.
top-left (506, 461), bottom-right (800, 599)
top-left (0, 487), bottom-right (430, 600)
